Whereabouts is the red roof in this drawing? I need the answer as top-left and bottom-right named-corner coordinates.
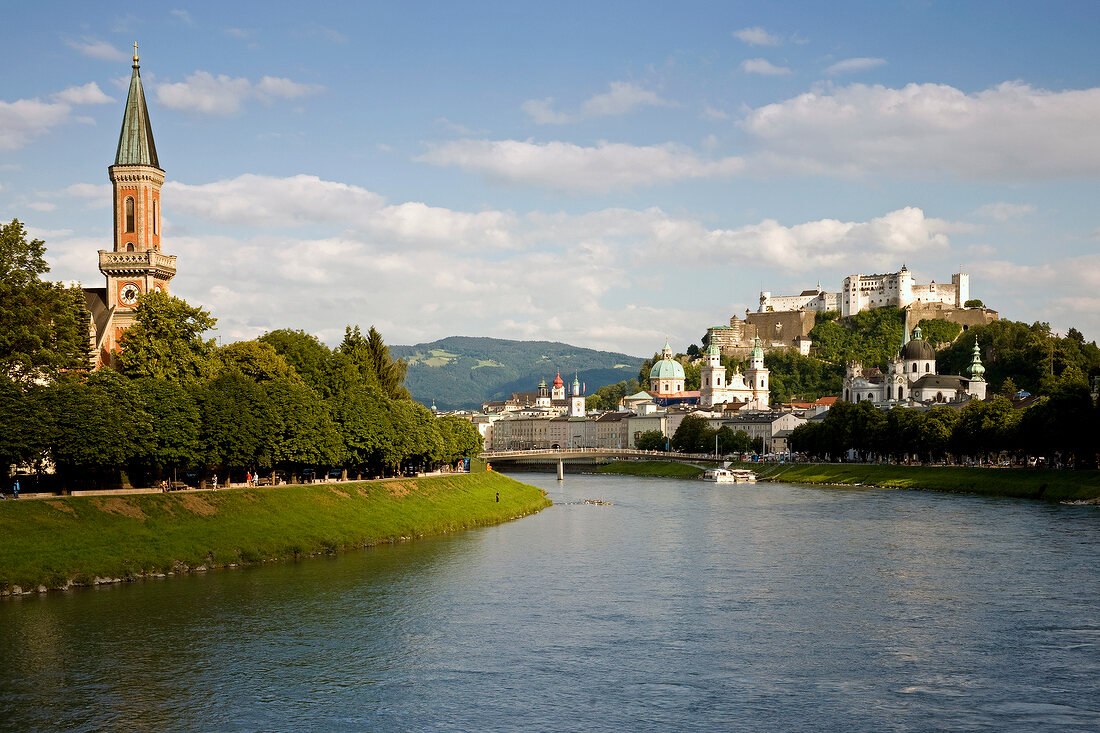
top-left (814, 396), bottom-right (839, 406)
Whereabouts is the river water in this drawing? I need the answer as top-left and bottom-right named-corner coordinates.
top-left (1, 474), bottom-right (1098, 732)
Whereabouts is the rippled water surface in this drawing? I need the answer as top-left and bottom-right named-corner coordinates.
top-left (2, 475), bottom-right (1098, 731)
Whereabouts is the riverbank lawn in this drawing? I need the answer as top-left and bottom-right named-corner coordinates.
top-left (0, 472), bottom-right (550, 593)
top-left (764, 464), bottom-right (1100, 501)
top-left (597, 461), bottom-right (705, 478)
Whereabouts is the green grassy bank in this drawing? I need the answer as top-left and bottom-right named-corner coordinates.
top-left (597, 461), bottom-right (705, 479)
top-left (763, 463), bottom-right (1100, 502)
top-left (0, 472), bottom-right (550, 594)
top-left (594, 459), bottom-right (1100, 503)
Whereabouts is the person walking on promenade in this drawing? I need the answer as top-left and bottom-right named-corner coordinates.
top-left (246, 470), bottom-right (252, 487)
top-left (13, 478), bottom-right (20, 500)
top-left (211, 473), bottom-right (218, 491)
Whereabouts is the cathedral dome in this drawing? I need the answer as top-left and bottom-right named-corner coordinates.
top-left (901, 338), bottom-right (935, 361)
top-left (650, 357), bottom-right (686, 381)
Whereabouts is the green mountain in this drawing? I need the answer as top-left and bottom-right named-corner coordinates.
top-left (390, 336), bottom-right (645, 411)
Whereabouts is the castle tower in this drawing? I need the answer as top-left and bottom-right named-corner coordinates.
top-left (95, 46), bottom-right (176, 366)
top-left (744, 337), bottom-right (769, 409)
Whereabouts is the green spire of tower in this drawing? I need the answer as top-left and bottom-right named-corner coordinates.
top-left (967, 340), bottom-right (986, 382)
top-left (114, 43), bottom-right (160, 168)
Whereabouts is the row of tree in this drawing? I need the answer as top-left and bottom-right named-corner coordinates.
top-left (633, 417), bottom-right (765, 455)
top-left (789, 385), bottom-right (1098, 467)
top-left (0, 221), bottom-right (483, 488)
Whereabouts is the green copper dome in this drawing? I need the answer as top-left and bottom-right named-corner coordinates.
top-left (750, 336), bottom-right (764, 360)
top-left (650, 357), bottom-right (685, 381)
top-left (705, 342), bottom-right (721, 357)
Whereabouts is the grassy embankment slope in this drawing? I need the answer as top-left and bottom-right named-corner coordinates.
top-left (762, 463), bottom-right (1100, 501)
top-left (598, 459), bottom-right (1100, 502)
top-left (0, 472), bottom-right (549, 594)
top-left (597, 461), bottom-right (705, 479)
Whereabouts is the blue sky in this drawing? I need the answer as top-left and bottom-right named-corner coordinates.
top-left (3, 1), bottom-right (1099, 356)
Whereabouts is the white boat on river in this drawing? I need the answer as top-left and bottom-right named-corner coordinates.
top-left (703, 468), bottom-right (757, 484)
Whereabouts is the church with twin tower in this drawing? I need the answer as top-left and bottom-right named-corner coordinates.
top-left (84, 45), bottom-right (176, 369)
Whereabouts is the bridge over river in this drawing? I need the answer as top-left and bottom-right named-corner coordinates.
top-left (480, 448), bottom-right (725, 479)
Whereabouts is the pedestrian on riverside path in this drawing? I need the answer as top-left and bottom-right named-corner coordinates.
top-left (211, 473), bottom-right (218, 491)
top-left (13, 479), bottom-right (20, 500)
top-left (246, 470), bottom-right (252, 487)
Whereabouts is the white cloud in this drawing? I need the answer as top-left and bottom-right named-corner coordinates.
top-left (741, 58), bottom-right (792, 76)
top-left (0, 98), bottom-right (71, 150)
top-left (974, 202), bottom-right (1036, 221)
top-left (156, 71), bottom-right (322, 115)
top-left (740, 81), bottom-right (1100, 179)
top-left (701, 104), bottom-right (731, 120)
top-left (824, 57), bottom-right (887, 75)
top-left (167, 174), bottom-right (384, 227)
top-left (66, 39), bottom-right (127, 62)
top-left (521, 98), bottom-right (572, 125)
top-left (27, 201), bottom-right (56, 212)
top-left (733, 27), bottom-right (782, 46)
top-left (522, 81), bottom-right (671, 124)
top-left (417, 139), bottom-right (744, 191)
top-left (171, 9), bottom-right (194, 25)
top-left (52, 82), bottom-right (113, 106)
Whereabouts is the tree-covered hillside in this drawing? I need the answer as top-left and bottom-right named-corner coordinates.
top-left (390, 336), bottom-right (644, 411)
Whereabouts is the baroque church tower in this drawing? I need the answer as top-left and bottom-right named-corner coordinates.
top-left (89, 46), bottom-right (176, 368)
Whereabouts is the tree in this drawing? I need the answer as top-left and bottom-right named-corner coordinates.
top-left (921, 406), bottom-right (959, 462)
top-left (964, 299), bottom-right (984, 308)
top-left (264, 378), bottom-right (341, 471)
top-left (671, 415), bottom-right (710, 453)
top-left (217, 340), bottom-right (300, 383)
top-left (916, 318), bottom-right (962, 346)
top-left (48, 370), bottom-right (151, 488)
top-left (330, 385), bottom-right (394, 475)
top-left (0, 219), bottom-right (90, 381)
top-left (952, 395), bottom-right (1018, 461)
top-left (337, 325), bottom-right (410, 399)
top-left (635, 430), bottom-right (666, 451)
top-left (437, 415), bottom-right (485, 464)
top-left (260, 329), bottom-right (336, 397)
top-left (117, 291), bottom-right (217, 385)
top-left (136, 377), bottom-right (202, 479)
top-left (197, 372), bottom-right (278, 474)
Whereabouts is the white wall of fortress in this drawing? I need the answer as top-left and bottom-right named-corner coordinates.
top-left (759, 270), bottom-right (969, 318)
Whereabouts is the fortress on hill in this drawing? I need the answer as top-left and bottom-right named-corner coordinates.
top-left (704, 266), bottom-right (998, 359)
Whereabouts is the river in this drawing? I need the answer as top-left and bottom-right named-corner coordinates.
top-left (1, 474), bottom-right (1098, 732)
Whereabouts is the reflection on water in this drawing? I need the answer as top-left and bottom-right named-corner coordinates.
top-left (2, 476), bottom-right (1098, 732)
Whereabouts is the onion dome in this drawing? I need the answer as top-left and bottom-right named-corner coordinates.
top-left (553, 371), bottom-right (564, 388)
top-left (967, 340), bottom-right (986, 381)
top-left (538, 378), bottom-right (547, 389)
top-left (750, 336), bottom-right (764, 360)
top-left (705, 342), bottom-right (721, 357)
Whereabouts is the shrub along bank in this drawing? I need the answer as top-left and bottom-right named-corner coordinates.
top-left (762, 463), bottom-right (1100, 501)
top-left (596, 459), bottom-right (1099, 502)
top-left (0, 472), bottom-right (549, 594)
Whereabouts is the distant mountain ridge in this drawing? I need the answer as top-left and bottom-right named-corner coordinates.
top-left (390, 336), bottom-right (645, 411)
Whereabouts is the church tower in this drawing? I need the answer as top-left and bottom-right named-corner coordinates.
top-left (94, 45), bottom-right (176, 366)
top-left (569, 374), bottom-right (585, 417)
top-left (699, 342), bottom-right (726, 408)
top-left (744, 337), bottom-right (770, 409)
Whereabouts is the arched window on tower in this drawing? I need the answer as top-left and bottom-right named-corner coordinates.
top-left (925, 363), bottom-right (931, 373)
top-left (126, 243), bottom-right (134, 252)
top-left (125, 197), bottom-right (135, 233)
top-left (152, 199), bottom-right (158, 235)
top-left (912, 363), bottom-right (917, 373)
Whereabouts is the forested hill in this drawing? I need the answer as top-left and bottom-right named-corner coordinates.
top-left (391, 337), bottom-right (644, 411)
